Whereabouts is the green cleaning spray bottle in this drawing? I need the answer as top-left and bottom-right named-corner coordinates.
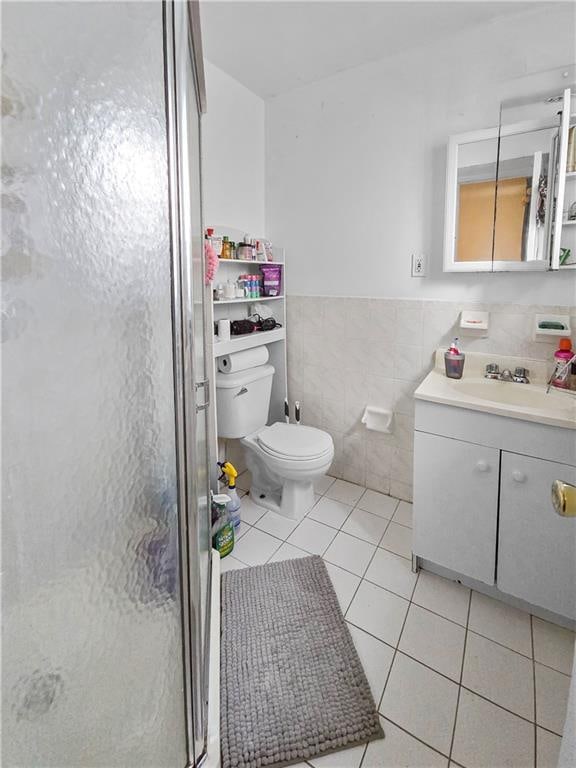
top-left (218, 461), bottom-right (242, 534)
top-left (211, 493), bottom-right (235, 558)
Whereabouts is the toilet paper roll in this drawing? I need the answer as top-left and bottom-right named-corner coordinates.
top-left (217, 345), bottom-right (269, 373)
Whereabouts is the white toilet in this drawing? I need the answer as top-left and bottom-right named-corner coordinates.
top-left (215, 363), bottom-right (334, 519)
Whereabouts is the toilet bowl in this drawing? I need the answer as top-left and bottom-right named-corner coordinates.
top-left (242, 422), bottom-right (334, 519)
top-left (215, 363), bottom-right (334, 519)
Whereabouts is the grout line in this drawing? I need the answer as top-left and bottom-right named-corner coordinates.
top-left (343, 535), bottom-right (387, 621)
top-left (464, 627), bottom-right (534, 662)
top-left (448, 588), bottom-right (472, 765)
top-left (377, 563), bottom-right (420, 713)
top-left (344, 620), bottom-right (398, 653)
top-left (379, 715), bottom-right (454, 761)
top-left (531, 615), bottom-right (537, 768)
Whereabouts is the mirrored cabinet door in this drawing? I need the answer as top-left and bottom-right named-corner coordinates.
top-left (550, 88), bottom-right (575, 270)
top-left (443, 85), bottom-right (574, 273)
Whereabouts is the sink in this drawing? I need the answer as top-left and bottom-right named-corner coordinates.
top-left (455, 378), bottom-right (575, 413)
top-left (415, 364), bottom-right (576, 429)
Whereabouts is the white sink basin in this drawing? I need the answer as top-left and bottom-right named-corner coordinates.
top-left (415, 370), bottom-right (576, 429)
top-left (456, 378), bottom-right (574, 413)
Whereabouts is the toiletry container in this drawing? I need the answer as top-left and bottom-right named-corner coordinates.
top-left (444, 338), bottom-right (465, 379)
top-left (552, 338), bottom-right (573, 389)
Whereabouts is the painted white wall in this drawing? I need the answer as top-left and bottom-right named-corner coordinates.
top-left (266, 5), bottom-right (576, 305)
top-left (202, 60), bottom-right (265, 235)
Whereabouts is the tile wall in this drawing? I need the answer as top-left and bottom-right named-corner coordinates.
top-left (287, 297), bottom-right (576, 500)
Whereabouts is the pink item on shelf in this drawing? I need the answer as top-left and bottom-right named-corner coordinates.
top-left (260, 264), bottom-right (282, 297)
top-left (205, 241), bottom-right (218, 285)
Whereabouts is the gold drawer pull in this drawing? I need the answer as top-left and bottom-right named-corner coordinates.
top-left (551, 480), bottom-right (576, 518)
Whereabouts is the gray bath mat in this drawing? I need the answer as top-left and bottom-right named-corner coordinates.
top-left (220, 555), bottom-right (383, 768)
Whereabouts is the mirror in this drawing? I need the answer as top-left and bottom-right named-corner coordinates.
top-left (444, 84), bottom-right (574, 272)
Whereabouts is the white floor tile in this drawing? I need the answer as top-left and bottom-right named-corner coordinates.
top-left (393, 501), bottom-right (413, 528)
top-left (341, 508), bottom-right (390, 544)
top-left (537, 726), bottom-right (562, 768)
top-left (323, 531), bottom-right (376, 576)
top-left (347, 623), bottom-right (395, 703)
top-left (452, 688), bottom-right (534, 768)
top-left (468, 591), bottom-right (532, 657)
top-left (309, 743), bottom-right (365, 768)
top-left (379, 521), bottom-right (412, 559)
top-left (324, 561), bottom-right (361, 613)
top-left (365, 548), bottom-right (418, 600)
top-left (399, 604), bottom-right (465, 682)
top-left (412, 571), bottom-right (470, 627)
top-left (535, 662), bottom-right (571, 735)
top-left (286, 517), bottom-right (336, 555)
top-left (381, 652), bottom-right (458, 756)
top-left (533, 616), bottom-right (576, 676)
top-left (325, 478), bottom-right (365, 506)
top-left (308, 496), bottom-right (353, 529)
top-left (219, 555), bottom-right (248, 573)
top-left (357, 489), bottom-right (399, 519)
top-left (462, 632), bottom-right (534, 720)
top-left (313, 474), bottom-right (336, 496)
top-left (267, 542), bottom-right (310, 563)
top-left (239, 495), bottom-right (267, 526)
top-left (346, 580), bottom-right (409, 647)
top-left (254, 510), bottom-right (299, 540)
top-left (364, 717), bottom-right (448, 768)
top-left (232, 526), bottom-right (281, 566)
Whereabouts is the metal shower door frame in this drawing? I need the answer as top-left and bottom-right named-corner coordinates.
top-left (163, 1), bottom-right (211, 765)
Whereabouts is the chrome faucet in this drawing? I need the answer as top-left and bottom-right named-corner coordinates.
top-left (485, 364), bottom-right (530, 384)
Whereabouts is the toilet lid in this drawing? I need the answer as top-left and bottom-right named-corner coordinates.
top-left (257, 422), bottom-right (333, 460)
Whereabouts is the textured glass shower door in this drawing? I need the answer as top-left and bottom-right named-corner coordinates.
top-left (2, 2), bottom-right (210, 766)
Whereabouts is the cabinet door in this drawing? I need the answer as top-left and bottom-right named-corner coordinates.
top-left (499, 452), bottom-right (576, 620)
top-left (413, 432), bottom-right (499, 584)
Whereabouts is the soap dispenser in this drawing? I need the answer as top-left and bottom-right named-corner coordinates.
top-left (445, 338), bottom-right (465, 379)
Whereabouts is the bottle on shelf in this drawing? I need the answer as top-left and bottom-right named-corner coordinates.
top-left (221, 236), bottom-right (231, 260)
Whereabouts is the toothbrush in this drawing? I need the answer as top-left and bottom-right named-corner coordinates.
top-left (284, 399), bottom-right (290, 424)
top-left (295, 401), bottom-right (301, 425)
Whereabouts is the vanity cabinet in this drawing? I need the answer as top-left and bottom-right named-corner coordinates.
top-left (498, 453), bottom-right (576, 619)
top-left (413, 432), bottom-right (499, 584)
top-left (413, 401), bottom-right (576, 622)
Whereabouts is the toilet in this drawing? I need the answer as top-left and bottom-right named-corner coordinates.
top-left (215, 363), bottom-right (334, 519)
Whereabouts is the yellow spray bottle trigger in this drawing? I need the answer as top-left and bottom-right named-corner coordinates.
top-left (218, 461), bottom-right (238, 489)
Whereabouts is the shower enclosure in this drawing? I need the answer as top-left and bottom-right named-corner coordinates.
top-left (2, 2), bottom-right (215, 766)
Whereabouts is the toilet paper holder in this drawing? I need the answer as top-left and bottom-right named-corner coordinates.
top-left (361, 406), bottom-right (394, 433)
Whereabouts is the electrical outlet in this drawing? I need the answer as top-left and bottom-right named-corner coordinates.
top-left (411, 253), bottom-right (427, 277)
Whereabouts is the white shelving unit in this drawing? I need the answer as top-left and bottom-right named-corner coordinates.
top-left (206, 226), bottom-right (288, 454)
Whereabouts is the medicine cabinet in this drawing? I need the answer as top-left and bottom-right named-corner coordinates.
top-left (444, 86), bottom-right (575, 272)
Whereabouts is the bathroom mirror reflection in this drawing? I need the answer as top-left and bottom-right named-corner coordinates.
top-left (444, 84), bottom-right (575, 272)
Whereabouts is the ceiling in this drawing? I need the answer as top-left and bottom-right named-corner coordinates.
top-left (200, 1), bottom-right (561, 99)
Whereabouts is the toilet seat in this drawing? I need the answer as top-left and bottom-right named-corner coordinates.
top-left (257, 422), bottom-right (333, 462)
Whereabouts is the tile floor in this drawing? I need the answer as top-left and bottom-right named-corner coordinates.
top-left (224, 474), bottom-right (575, 768)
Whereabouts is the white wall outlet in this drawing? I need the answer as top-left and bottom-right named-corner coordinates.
top-left (411, 253), bottom-right (427, 277)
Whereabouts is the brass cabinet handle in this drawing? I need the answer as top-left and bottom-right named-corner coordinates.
top-left (551, 480), bottom-right (576, 518)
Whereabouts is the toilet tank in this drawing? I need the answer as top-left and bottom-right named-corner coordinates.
top-left (215, 364), bottom-right (275, 438)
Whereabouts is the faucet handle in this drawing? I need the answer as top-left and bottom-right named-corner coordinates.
top-left (485, 363), bottom-right (500, 379)
top-left (514, 367), bottom-right (529, 378)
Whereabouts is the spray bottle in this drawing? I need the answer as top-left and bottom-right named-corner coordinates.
top-left (211, 493), bottom-right (234, 558)
top-left (218, 461), bottom-right (242, 534)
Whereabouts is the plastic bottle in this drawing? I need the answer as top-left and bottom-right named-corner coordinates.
top-left (444, 338), bottom-right (465, 379)
top-left (552, 338), bottom-right (573, 389)
top-left (218, 462), bottom-right (242, 533)
top-left (211, 494), bottom-right (234, 557)
top-left (221, 236), bottom-right (231, 260)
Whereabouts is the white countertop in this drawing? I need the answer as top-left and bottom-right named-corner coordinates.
top-left (415, 350), bottom-right (576, 430)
